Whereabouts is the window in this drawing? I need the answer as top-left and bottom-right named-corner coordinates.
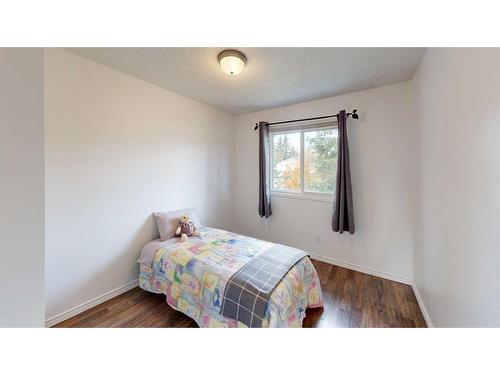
top-left (271, 123), bottom-right (338, 200)
top-left (271, 132), bottom-right (301, 192)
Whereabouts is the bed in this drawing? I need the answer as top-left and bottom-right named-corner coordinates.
top-left (137, 227), bottom-right (323, 327)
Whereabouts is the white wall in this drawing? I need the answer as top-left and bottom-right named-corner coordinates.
top-left (234, 82), bottom-right (416, 282)
top-left (412, 48), bottom-right (500, 327)
top-left (44, 49), bottom-right (235, 321)
top-left (0, 49), bottom-right (45, 327)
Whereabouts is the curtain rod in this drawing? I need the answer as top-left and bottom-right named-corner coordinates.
top-left (253, 109), bottom-right (358, 131)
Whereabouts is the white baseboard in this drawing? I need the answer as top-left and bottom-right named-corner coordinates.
top-left (45, 279), bottom-right (139, 327)
top-left (411, 284), bottom-right (433, 327)
top-left (308, 252), bottom-right (413, 285)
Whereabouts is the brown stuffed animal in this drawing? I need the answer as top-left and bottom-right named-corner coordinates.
top-left (175, 213), bottom-right (200, 241)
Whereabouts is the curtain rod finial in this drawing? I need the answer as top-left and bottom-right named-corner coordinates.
top-left (254, 123), bottom-right (259, 131)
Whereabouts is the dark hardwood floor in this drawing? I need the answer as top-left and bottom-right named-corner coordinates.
top-left (55, 259), bottom-right (427, 328)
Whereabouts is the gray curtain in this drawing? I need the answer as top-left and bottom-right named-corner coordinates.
top-left (332, 110), bottom-right (355, 234)
top-left (258, 121), bottom-right (272, 218)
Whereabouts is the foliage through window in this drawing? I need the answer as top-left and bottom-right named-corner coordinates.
top-left (271, 132), bottom-right (301, 191)
top-left (271, 126), bottom-right (338, 196)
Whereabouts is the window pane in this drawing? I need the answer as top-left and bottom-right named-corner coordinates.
top-left (304, 128), bottom-right (337, 193)
top-left (272, 132), bottom-right (301, 191)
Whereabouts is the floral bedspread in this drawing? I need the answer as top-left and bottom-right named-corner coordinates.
top-left (139, 227), bottom-right (323, 327)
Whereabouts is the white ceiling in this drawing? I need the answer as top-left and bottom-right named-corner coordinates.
top-left (68, 48), bottom-right (426, 115)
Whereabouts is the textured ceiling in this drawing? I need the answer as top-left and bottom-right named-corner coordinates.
top-left (68, 48), bottom-right (426, 115)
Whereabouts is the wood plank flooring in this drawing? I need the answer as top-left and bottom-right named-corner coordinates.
top-left (55, 259), bottom-right (426, 328)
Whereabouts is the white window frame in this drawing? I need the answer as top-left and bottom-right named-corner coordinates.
top-left (270, 122), bottom-right (337, 203)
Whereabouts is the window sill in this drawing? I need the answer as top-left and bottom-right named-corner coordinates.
top-left (271, 191), bottom-right (334, 203)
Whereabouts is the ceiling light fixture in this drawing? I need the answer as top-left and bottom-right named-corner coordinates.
top-left (218, 50), bottom-right (246, 76)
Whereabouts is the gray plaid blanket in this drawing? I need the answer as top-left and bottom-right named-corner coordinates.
top-left (220, 244), bottom-right (307, 327)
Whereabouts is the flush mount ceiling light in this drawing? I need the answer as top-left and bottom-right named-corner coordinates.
top-left (218, 50), bottom-right (246, 76)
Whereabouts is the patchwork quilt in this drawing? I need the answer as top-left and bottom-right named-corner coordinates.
top-left (139, 227), bottom-right (323, 327)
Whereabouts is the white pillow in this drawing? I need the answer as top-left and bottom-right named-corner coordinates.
top-left (153, 207), bottom-right (202, 241)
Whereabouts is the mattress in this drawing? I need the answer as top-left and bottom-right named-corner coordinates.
top-left (137, 227), bottom-right (323, 327)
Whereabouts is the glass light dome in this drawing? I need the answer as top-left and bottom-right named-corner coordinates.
top-left (218, 50), bottom-right (246, 76)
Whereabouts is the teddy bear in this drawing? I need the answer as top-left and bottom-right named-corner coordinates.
top-left (175, 213), bottom-right (200, 242)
